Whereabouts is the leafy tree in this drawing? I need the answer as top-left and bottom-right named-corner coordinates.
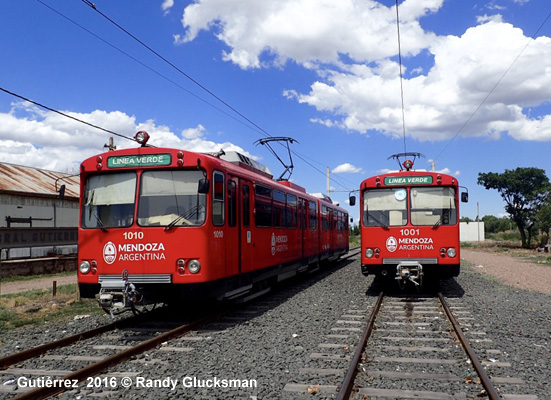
top-left (535, 195), bottom-right (551, 246)
top-left (481, 215), bottom-right (512, 233)
top-left (478, 168), bottom-right (550, 248)
top-left (460, 216), bottom-right (473, 223)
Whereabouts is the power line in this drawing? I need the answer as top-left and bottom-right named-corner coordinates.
top-left (395, 0), bottom-right (407, 155)
top-left (80, 0), bottom-right (277, 142)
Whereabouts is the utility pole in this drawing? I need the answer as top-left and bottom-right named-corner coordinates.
top-left (104, 137), bottom-right (116, 151)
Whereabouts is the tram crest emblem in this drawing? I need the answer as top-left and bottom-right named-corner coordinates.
top-left (386, 236), bottom-right (397, 253)
top-left (103, 241), bottom-right (117, 264)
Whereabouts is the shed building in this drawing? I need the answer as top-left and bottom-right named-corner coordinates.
top-left (0, 162), bottom-right (79, 259)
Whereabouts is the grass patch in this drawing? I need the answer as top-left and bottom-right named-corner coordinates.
top-left (0, 284), bottom-right (102, 333)
top-left (349, 234), bottom-right (360, 248)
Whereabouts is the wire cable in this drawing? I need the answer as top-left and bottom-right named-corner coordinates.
top-left (395, 0), bottom-right (407, 155)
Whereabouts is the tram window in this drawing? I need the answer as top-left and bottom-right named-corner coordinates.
top-left (228, 180), bottom-right (237, 227)
top-left (321, 205), bottom-right (330, 231)
top-left (363, 188), bottom-right (407, 227)
top-left (213, 171), bottom-right (225, 226)
top-left (411, 187), bottom-right (457, 226)
top-left (309, 201), bottom-right (317, 230)
top-left (242, 184), bottom-right (250, 227)
top-left (286, 194), bottom-right (297, 229)
top-left (255, 184), bottom-right (272, 227)
top-left (273, 190), bottom-right (285, 228)
top-left (137, 170), bottom-right (206, 227)
top-left (82, 172), bottom-right (136, 229)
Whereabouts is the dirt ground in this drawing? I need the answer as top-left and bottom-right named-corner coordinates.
top-left (460, 248), bottom-right (551, 295)
top-left (0, 273), bottom-right (77, 296)
top-left (1, 247), bottom-right (550, 296)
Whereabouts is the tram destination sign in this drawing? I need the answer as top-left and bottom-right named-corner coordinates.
top-left (384, 176), bottom-right (433, 185)
top-left (107, 154), bottom-right (172, 168)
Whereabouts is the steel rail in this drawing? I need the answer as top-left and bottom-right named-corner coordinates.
top-left (438, 292), bottom-right (501, 400)
top-left (0, 312), bottom-right (153, 369)
top-left (336, 290), bottom-right (384, 400)
top-left (10, 309), bottom-right (227, 400)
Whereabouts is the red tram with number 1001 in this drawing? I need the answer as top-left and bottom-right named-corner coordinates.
top-left (350, 153), bottom-right (467, 288)
top-left (77, 131), bottom-right (349, 313)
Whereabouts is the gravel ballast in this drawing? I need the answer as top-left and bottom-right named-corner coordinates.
top-left (0, 249), bottom-right (549, 399)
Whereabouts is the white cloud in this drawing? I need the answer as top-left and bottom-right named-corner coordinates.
top-left (477, 14), bottom-right (503, 23)
top-left (0, 102), bottom-right (251, 172)
top-left (332, 163), bottom-right (363, 174)
top-left (179, 0), bottom-right (442, 69)
top-left (161, 0), bottom-right (174, 15)
top-left (177, 1), bottom-right (551, 143)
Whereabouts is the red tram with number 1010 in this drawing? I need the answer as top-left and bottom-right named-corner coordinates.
top-left (78, 131), bottom-right (349, 313)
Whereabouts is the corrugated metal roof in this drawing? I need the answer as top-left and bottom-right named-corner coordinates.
top-left (0, 162), bottom-right (79, 199)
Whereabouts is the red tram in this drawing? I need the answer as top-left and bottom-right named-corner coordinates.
top-left (78, 132), bottom-right (349, 312)
top-left (350, 153), bottom-right (467, 287)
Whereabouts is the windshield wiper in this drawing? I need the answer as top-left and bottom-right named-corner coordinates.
top-left (369, 213), bottom-right (389, 230)
top-left (92, 210), bottom-right (108, 232)
top-left (165, 205), bottom-right (203, 231)
top-left (433, 208), bottom-right (451, 229)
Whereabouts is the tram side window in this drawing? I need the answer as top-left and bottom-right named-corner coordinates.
top-left (273, 190), bottom-right (285, 228)
top-left (228, 180), bottom-right (237, 227)
top-left (213, 171), bottom-right (225, 226)
top-left (309, 201), bottom-right (317, 230)
top-left (286, 194), bottom-right (297, 229)
top-left (410, 187), bottom-right (457, 226)
top-left (363, 188), bottom-right (407, 227)
top-left (242, 184), bottom-right (250, 227)
top-left (321, 205), bottom-right (330, 230)
top-left (255, 184), bottom-right (272, 227)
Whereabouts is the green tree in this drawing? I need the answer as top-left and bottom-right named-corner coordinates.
top-left (535, 195), bottom-right (551, 246)
top-left (478, 168), bottom-right (550, 248)
top-left (481, 215), bottom-right (512, 233)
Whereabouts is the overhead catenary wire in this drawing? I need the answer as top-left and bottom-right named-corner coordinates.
top-left (395, 0), bottom-right (407, 155)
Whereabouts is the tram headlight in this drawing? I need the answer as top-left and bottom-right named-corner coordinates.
top-left (447, 248), bottom-right (456, 258)
top-left (365, 248), bottom-right (374, 258)
top-left (135, 130), bottom-right (150, 146)
top-left (187, 259), bottom-right (201, 274)
top-left (79, 260), bottom-right (91, 274)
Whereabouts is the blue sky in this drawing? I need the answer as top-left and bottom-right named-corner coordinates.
top-left (1, 0), bottom-right (551, 222)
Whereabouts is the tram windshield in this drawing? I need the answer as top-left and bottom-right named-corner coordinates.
top-left (410, 187), bottom-right (456, 227)
top-left (137, 170), bottom-right (206, 227)
top-left (82, 172), bottom-right (137, 229)
top-left (363, 188), bottom-right (407, 227)
top-left (362, 186), bottom-right (457, 228)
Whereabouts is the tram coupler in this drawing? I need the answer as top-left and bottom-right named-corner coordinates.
top-left (395, 261), bottom-right (423, 287)
top-left (97, 281), bottom-right (142, 316)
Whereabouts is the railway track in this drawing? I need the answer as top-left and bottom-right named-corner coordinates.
top-left (0, 306), bottom-right (225, 400)
top-left (283, 280), bottom-right (535, 400)
top-left (335, 291), bottom-right (535, 400)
